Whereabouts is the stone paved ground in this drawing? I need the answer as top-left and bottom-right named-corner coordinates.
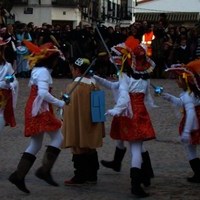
top-left (0, 78), bottom-right (200, 200)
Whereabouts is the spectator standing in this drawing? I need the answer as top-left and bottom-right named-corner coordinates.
top-left (141, 23), bottom-right (155, 58)
top-left (0, 4), bottom-right (9, 28)
top-left (187, 27), bottom-right (199, 60)
top-left (3, 24), bottom-right (17, 69)
top-left (15, 23), bottom-right (32, 78)
top-left (27, 22), bottom-right (36, 43)
top-left (194, 25), bottom-right (200, 59)
top-left (113, 24), bottom-right (124, 44)
top-left (151, 25), bottom-right (166, 78)
top-left (172, 36), bottom-right (191, 65)
top-left (129, 22), bottom-right (143, 41)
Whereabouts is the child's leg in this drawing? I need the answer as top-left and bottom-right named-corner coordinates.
top-left (0, 112), bottom-right (5, 135)
top-left (141, 144), bottom-right (154, 177)
top-left (25, 134), bottom-right (44, 155)
top-left (101, 140), bottom-right (127, 172)
top-left (129, 141), bottom-right (149, 197)
top-left (9, 134), bottom-right (44, 193)
top-left (35, 129), bottom-right (63, 186)
top-left (48, 128), bottom-right (63, 148)
top-left (185, 144), bottom-right (200, 183)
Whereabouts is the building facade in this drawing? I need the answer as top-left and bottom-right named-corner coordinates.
top-left (11, 0), bottom-right (82, 28)
top-left (9, 0), bottom-right (200, 28)
top-left (134, 0), bottom-right (200, 27)
top-left (10, 0), bottom-right (136, 28)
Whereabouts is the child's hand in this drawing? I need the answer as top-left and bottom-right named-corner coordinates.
top-left (180, 131), bottom-right (190, 144)
top-left (105, 108), bottom-right (120, 116)
top-left (162, 93), bottom-right (172, 101)
top-left (10, 82), bottom-right (16, 93)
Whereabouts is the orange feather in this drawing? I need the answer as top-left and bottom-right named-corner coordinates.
top-left (23, 40), bottom-right (41, 54)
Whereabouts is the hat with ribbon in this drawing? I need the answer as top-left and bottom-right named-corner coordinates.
top-left (23, 40), bottom-right (62, 68)
top-left (165, 59), bottom-right (200, 92)
top-left (110, 36), bottom-right (155, 74)
top-left (110, 36), bottom-right (139, 74)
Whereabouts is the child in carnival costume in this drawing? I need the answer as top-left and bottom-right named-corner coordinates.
top-left (162, 59), bottom-right (200, 183)
top-left (9, 40), bottom-right (65, 193)
top-left (93, 36), bottom-right (157, 198)
top-left (62, 58), bottom-right (105, 185)
top-left (0, 37), bottom-right (18, 133)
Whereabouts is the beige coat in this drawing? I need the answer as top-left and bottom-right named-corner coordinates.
top-left (62, 79), bottom-right (105, 149)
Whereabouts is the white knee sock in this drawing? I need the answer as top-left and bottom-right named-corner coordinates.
top-left (130, 141), bottom-right (143, 169)
top-left (48, 129), bottom-right (63, 148)
top-left (25, 134), bottom-right (44, 155)
top-left (185, 144), bottom-right (197, 161)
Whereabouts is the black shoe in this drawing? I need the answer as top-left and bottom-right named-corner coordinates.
top-left (101, 160), bottom-right (121, 172)
top-left (187, 175), bottom-right (200, 183)
top-left (9, 172), bottom-right (30, 194)
top-left (35, 167), bottom-right (59, 186)
top-left (132, 187), bottom-right (149, 198)
top-left (64, 176), bottom-right (86, 186)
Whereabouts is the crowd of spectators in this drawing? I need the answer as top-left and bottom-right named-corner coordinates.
top-left (1, 14), bottom-right (200, 79)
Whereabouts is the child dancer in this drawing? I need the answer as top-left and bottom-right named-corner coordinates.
top-left (0, 37), bottom-right (18, 134)
top-left (162, 59), bottom-right (200, 183)
top-left (8, 41), bottom-right (65, 193)
top-left (62, 58), bottom-right (105, 185)
top-left (93, 36), bottom-right (157, 198)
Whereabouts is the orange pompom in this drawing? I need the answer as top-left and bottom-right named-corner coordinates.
top-left (186, 59), bottom-right (200, 74)
top-left (124, 36), bottom-right (140, 51)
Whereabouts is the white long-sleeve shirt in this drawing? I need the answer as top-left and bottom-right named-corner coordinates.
top-left (164, 91), bottom-right (200, 133)
top-left (29, 67), bottom-right (65, 116)
top-left (94, 73), bottom-right (156, 117)
top-left (0, 62), bottom-right (18, 109)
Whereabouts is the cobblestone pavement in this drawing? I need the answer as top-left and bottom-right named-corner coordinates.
top-left (1, 78), bottom-right (200, 200)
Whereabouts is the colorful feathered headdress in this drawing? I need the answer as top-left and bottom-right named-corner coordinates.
top-left (23, 40), bottom-right (62, 68)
